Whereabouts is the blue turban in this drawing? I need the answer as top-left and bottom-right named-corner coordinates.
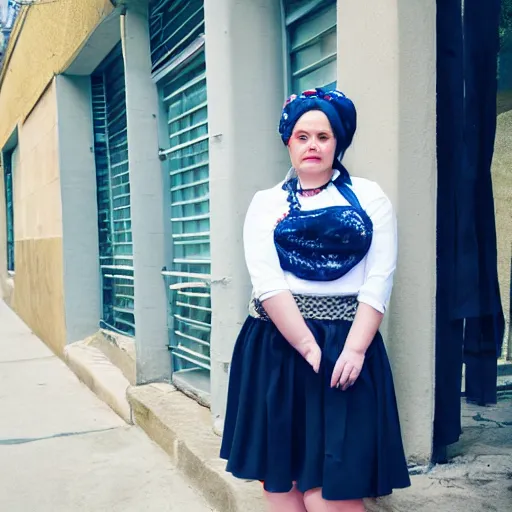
top-left (278, 88), bottom-right (357, 180)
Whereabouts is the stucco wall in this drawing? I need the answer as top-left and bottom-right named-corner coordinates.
top-left (338, 0), bottom-right (437, 464)
top-left (10, 80), bottom-right (67, 353)
top-left (493, 109), bottom-right (512, 356)
top-left (0, 0), bottom-right (114, 149)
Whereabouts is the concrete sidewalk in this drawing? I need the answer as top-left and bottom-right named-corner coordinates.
top-left (128, 382), bottom-right (512, 512)
top-left (0, 300), bottom-right (214, 512)
top-left (3, 299), bottom-right (511, 512)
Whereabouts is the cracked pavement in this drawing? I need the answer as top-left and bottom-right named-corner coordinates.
top-left (0, 301), bottom-right (215, 512)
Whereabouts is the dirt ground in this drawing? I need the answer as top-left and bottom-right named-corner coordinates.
top-left (366, 393), bottom-right (512, 512)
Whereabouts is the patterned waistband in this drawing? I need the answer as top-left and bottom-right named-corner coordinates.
top-left (249, 294), bottom-right (359, 322)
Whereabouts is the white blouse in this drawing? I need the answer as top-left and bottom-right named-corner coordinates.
top-left (243, 174), bottom-right (397, 314)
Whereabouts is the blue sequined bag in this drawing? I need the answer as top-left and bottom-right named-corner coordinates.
top-left (274, 176), bottom-right (373, 282)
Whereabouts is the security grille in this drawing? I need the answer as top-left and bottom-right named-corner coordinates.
top-left (150, 0), bottom-right (211, 387)
top-left (149, 0), bottom-right (205, 74)
top-left (3, 148), bottom-right (14, 272)
top-left (284, 0), bottom-right (337, 93)
top-left (92, 43), bottom-right (135, 336)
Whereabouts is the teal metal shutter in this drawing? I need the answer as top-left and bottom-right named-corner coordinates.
top-left (3, 148), bottom-right (14, 272)
top-left (149, 1), bottom-right (211, 386)
top-left (149, 0), bottom-right (205, 74)
top-left (91, 43), bottom-right (135, 336)
top-left (284, 0), bottom-right (337, 93)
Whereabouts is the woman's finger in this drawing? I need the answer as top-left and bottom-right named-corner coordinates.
top-left (331, 357), bottom-right (346, 387)
top-left (305, 345), bottom-right (321, 373)
top-left (341, 367), bottom-right (360, 391)
top-left (338, 362), bottom-right (353, 389)
top-left (312, 348), bottom-right (322, 373)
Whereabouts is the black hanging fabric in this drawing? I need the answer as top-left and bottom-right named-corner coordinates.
top-left (462, 1), bottom-right (505, 405)
top-left (434, 0), bottom-right (505, 449)
top-left (434, 0), bottom-right (465, 448)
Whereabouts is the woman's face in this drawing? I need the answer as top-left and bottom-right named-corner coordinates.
top-left (287, 110), bottom-right (336, 176)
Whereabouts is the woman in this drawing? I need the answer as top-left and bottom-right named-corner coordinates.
top-left (220, 88), bottom-right (411, 511)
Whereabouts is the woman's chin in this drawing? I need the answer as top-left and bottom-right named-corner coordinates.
top-left (297, 163), bottom-right (330, 175)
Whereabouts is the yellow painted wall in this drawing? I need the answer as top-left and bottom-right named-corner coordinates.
top-left (15, 83), bottom-right (62, 241)
top-left (0, 0), bottom-right (114, 149)
top-left (10, 80), bottom-right (66, 353)
top-left (0, 0), bottom-right (114, 351)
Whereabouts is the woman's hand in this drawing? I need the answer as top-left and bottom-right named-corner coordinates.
top-left (331, 302), bottom-right (384, 390)
top-left (295, 336), bottom-right (322, 373)
top-left (261, 291), bottom-right (322, 373)
top-left (330, 347), bottom-right (365, 391)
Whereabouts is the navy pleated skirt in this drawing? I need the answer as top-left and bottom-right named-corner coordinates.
top-left (220, 316), bottom-right (411, 500)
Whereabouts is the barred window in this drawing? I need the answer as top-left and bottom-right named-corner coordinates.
top-left (150, 0), bottom-right (211, 394)
top-left (3, 146), bottom-right (16, 273)
top-left (284, 0), bottom-right (338, 93)
top-left (91, 43), bottom-right (135, 336)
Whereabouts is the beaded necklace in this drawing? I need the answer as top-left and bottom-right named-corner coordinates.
top-left (297, 178), bottom-right (332, 197)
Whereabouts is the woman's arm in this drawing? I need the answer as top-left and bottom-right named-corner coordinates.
top-left (331, 184), bottom-right (397, 390)
top-left (244, 191), bottom-right (322, 372)
top-left (262, 292), bottom-right (321, 373)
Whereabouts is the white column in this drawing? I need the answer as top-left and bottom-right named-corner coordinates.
top-left (338, 0), bottom-right (437, 464)
top-left (122, 2), bottom-right (170, 383)
top-left (204, 0), bottom-right (290, 425)
top-left (56, 75), bottom-right (102, 343)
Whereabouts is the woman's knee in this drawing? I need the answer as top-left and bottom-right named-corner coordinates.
top-left (303, 488), bottom-right (366, 511)
top-left (263, 483), bottom-right (307, 512)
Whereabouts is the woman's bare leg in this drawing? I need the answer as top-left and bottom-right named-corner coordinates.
top-left (303, 488), bottom-right (366, 512)
top-left (264, 483), bottom-right (307, 512)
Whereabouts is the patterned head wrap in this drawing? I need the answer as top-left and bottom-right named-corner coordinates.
top-left (279, 88), bottom-right (357, 180)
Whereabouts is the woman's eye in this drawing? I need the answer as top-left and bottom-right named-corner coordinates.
top-left (298, 135), bottom-right (308, 141)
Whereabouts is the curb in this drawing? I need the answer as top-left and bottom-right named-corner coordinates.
top-left (127, 383), bottom-right (264, 512)
top-left (64, 340), bottom-right (133, 424)
top-left (93, 329), bottom-right (137, 385)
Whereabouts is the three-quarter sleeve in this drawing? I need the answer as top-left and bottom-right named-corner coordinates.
top-left (357, 184), bottom-right (398, 314)
top-left (243, 191), bottom-right (290, 301)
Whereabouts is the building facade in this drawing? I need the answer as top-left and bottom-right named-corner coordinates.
top-left (0, 0), bottom-right (445, 465)
top-left (0, 0), bottom-right (21, 64)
